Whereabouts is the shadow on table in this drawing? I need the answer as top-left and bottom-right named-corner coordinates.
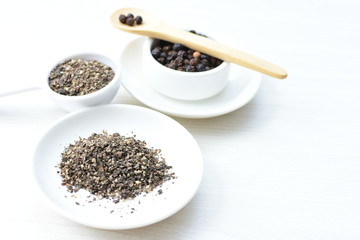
top-left (172, 78), bottom-right (279, 139)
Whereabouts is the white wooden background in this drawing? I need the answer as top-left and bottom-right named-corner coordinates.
top-left (0, 0), bottom-right (359, 239)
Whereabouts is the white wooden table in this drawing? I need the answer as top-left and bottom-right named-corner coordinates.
top-left (1, 0), bottom-right (359, 239)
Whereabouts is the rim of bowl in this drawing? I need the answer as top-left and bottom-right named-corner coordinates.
top-left (45, 52), bottom-right (121, 100)
top-left (144, 37), bottom-right (230, 76)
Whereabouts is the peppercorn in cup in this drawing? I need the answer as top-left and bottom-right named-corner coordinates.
top-left (142, 31), bottom-right (230, 101)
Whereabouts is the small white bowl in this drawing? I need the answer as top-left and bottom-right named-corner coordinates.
top-left (45, 53), bottom-right (121, 112)
top-left (142, 37), bottom-right (231, 101)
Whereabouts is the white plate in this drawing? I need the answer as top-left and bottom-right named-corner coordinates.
top-left (33, 104), bottom-right (203, 229)
top-left (120, 37), bottom-right (262, 118)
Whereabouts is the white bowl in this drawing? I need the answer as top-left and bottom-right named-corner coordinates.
top-left (33, 104), bottom-right (203, 229)
top-left (142, 37), bottom-right (231, 101)
top-left (45, 53), bottom-right (121, 112)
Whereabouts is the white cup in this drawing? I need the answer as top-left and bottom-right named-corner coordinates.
top-left (142, 37), bottom-right (230, 101)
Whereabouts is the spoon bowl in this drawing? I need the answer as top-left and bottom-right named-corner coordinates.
top-left (110, 8), bottom-right (164, 36)
top-left (110, 7), bottom-right (287, 79)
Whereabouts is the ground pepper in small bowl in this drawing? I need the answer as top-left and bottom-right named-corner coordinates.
top-left (45, 52), bottom-right (121, 112)
top-left (49, 59), bottom-right (115, 96)
top-left (58, 131), bottom-right (176, 202)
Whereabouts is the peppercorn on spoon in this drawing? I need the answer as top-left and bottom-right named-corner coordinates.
top-left (110, 8), bottom-right (287, 79)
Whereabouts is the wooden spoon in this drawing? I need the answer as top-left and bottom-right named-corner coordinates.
top-left (110, 8), bottom-right (287, 79)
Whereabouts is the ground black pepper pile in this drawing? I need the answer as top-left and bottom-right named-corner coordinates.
top-left (151, 30), bottom-right (223, 72)
top-left (58, 131), bottom-right (176, 202)
top-left (49, 59), bottom-right (115, 96)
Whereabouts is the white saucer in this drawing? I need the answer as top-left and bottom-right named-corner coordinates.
top-left (120, 38), bottom-right (262, 119)
top-left (33, 104), bottom-right (203, 229)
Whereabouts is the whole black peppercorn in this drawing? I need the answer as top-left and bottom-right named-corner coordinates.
top-left (167, 62), bottom-right (177, 69)
top-left (168, 51), bottom-right (178, 60)
top-left (185, 65), bottom-right (195, 72)
top-left (126, 17), bottom-right (135, 26)
top-left (119, 13), bottom-right (143, 26)
top-left (151, 47), bottom-right (161, 58)
top-left (189, 58), bottom-right (199, 66)
top-left (200, 54), bottom-right (208, 60)
top-left (162, 45), bottom-right (171, 52)
top-left (135, 15), bottom-right (143, 24)
top-left (201, 59), bottom-right (209, 65)
top-left (174, 57), bottom-right (183, 65)
top-left (196, 63), bottom-right (206, 71)
top-left (157, 57), bottom-right (165, 64)
top-left (177, 50), bottom-right (186, 58)
top-left (173, 43), bottom-right (185, 51)
top-left (119, 14), bottom-right (127, 23)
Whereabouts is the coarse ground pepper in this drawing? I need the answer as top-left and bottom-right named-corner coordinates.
top-left (49, 59), bottom-right (114, 96)
top-left (57, 131), bottom-right (176, 202)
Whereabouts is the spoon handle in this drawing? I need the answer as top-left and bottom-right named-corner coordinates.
top-left (155, 26), bottom-right (287, 79)
top-left (0, 86), bottom-right (40, 97)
